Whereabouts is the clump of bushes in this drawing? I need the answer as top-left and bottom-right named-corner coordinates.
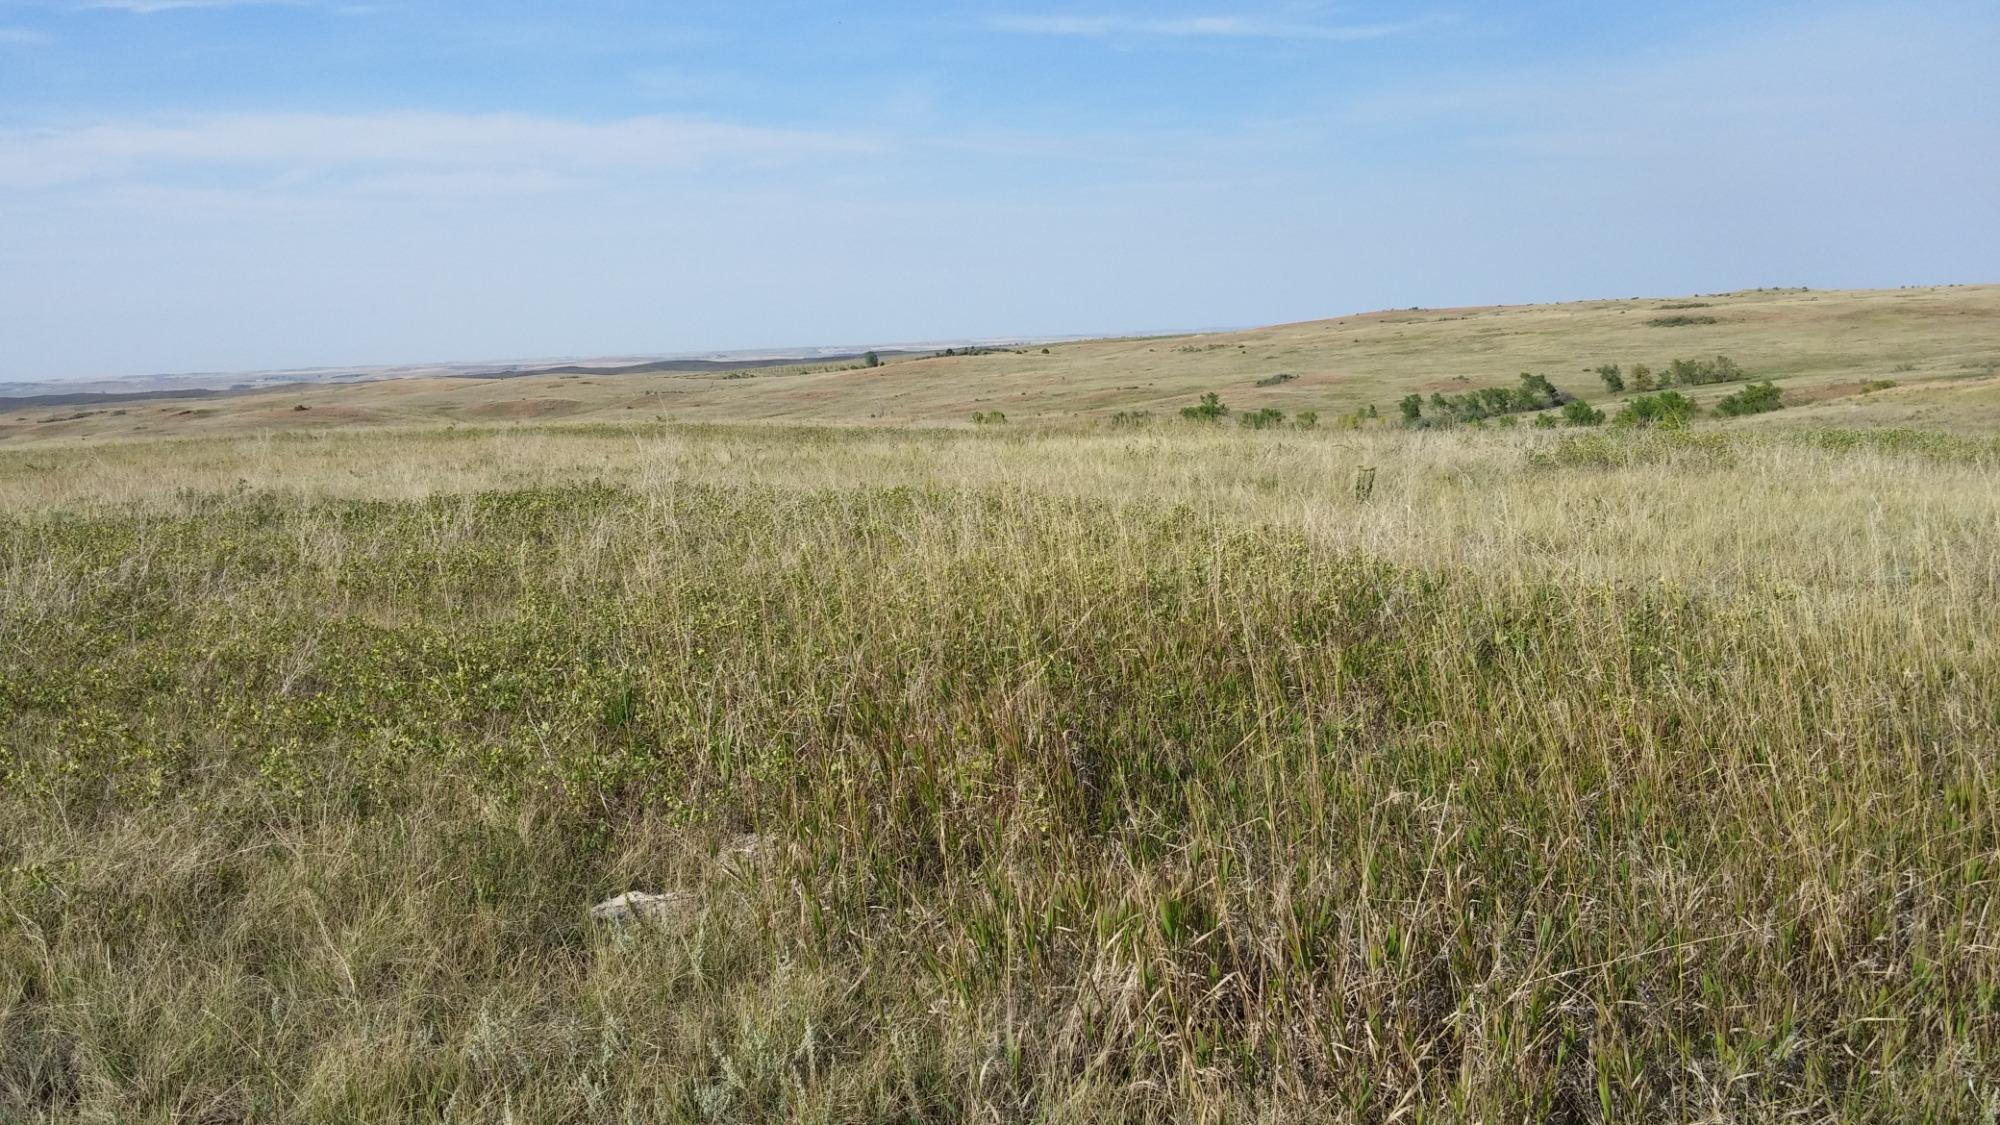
top-left (1108, 410), bottom-right (1153, 427)
top-left (1664, 355), bottom-right (1745, 385)
top-left (1649, 314), bottom-right (1720, 327)
top-left (1614, 391), bottom-right (1699, 428)
top-left (1599, 355), bottom-right (1750, 392)
top-left (1254, 372), bottom-right (1297, 388)
top-left (1402, 374), bottom-right (1571, 427)
top-left (1861, 379), bottom-right (1898, 394)
top-left (1237, 408), bottom-right (1286, 430)
top-left (1715, 381), bottom-right (1784, 417)
top-left (971, 411), bottom-right (1008, 425)
top-left (1181, 392), bottom-right (1229, 422)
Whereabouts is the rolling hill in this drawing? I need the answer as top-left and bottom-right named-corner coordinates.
top-left (2, 284), bottom-right (1996, 447)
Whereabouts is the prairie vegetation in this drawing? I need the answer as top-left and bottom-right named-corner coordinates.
top-left (4, 418), bottom-right (1999, 1121)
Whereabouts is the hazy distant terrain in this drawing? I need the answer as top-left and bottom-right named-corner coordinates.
top-left (0, 337), bottom-right (1092, 405)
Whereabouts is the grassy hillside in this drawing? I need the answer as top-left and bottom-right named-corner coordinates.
top-left (4, 418), bottom-right (1999, 1121)
top-left (4, 284), bottom-right (1998, 444)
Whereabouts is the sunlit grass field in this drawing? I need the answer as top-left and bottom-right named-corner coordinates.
top-left (3, 418), bottom-right (1997, 1122)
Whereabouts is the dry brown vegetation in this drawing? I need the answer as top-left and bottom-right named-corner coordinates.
top-left (3, 288), bottom-right (2000, 1122)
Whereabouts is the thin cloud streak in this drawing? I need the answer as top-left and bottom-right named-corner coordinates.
top-left (0, 111), bottom-right (884, 191)
top-left (76, 0), bottom-right (302, 11)
top-left (985, 12), bottom-right (1441, 42)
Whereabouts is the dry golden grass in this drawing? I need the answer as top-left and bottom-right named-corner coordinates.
top-left (4, 416), bottom-right (1999, 1121)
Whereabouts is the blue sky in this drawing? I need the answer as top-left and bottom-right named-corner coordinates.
top-left (1, 1), bottom-right (1995, 380)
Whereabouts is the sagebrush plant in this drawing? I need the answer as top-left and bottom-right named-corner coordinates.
top-left (1, 422), bottom-right (1998, 1122)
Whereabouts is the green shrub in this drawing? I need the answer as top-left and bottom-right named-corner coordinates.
top-left (1532, 413), bottom-right (1559, 429)
top-left (1561, 400), bottom-right (1606, 427)
top-left (1715, 381), bottom-right (1784, 417)
top-left (1861, 379), bottom-right (1898, 394)
top-left (1665, 355), bottom-right (1746, 386)
top-left (1614, 391), bottom-right (1699, 428)
top-left (1596, 364), bottom-right (1625, 393)
top-left (1399, 394), bottom-right (1424, 423)
top-left (1649, 314), bottom-right (1720, 327)
top-left (1181, 392), bottom-right (1229, 422)
top-left (1254, 372), bottom-right (1298, 388)
top-left (1294, 410), bottom-right (1318, 430)
top-left (1237, 408), bottom-right (1286, 430)
top-left (971, 411), bottom-right (1008, 425)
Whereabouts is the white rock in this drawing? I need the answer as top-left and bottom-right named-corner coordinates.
top-left (590, 890), bottom-right (691, 931)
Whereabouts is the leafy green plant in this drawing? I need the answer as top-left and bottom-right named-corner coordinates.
top-left (1614, 391), bottom-right (1699, 428)
top-left (1562, 400), bottom-right (1606, 427)
top-left (1715, 381), bottom-right (1784, 416)
top-left (1664, 355), bottom-right (1745, 386)
top-left (1181, 392), bottom-right (1229, 422)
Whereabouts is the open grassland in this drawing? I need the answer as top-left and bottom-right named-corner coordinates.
top-left (4, 284), bottom-right (1998, 443)
top-left (4, 420), bottom-right (1999, 1122)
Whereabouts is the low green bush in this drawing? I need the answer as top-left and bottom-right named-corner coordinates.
top-left (1181, 392), bottom-right (1229, 422)
top-left (1715, 381), bottom-right (1784, 417)
top-left (1561, 400), bottom-right (1606, 427)
top-left (1614, 391), bottom-right (1699, 428)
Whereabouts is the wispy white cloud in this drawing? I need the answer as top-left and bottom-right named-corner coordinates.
top-left (0, 25), bottom-right (53, 43)
top-left (986, 12), bottom-right (1439, 42)
top-left (75, 0), bottom-right (301, 11)
top-left (0, 111), bottom-right (884, 192)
